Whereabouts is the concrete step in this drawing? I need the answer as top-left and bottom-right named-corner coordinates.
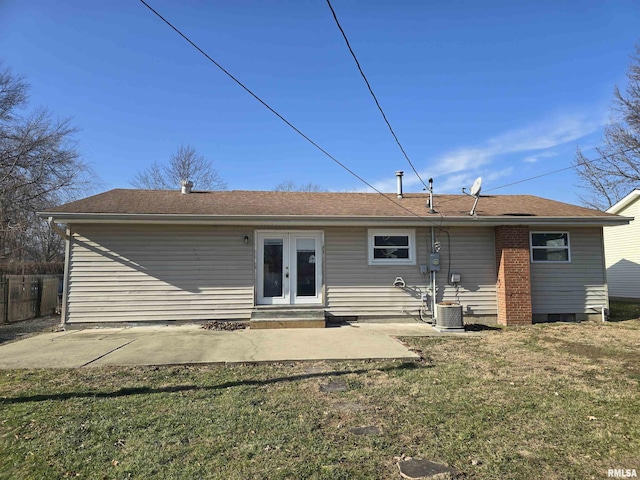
top-left (250, 308), bottom-right (326, 329)
top-left (250, 319), bottom-right (326, 329)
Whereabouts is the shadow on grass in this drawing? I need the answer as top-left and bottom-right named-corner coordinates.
top-left (464, 323), bottom-right (502, 332)
top-left (608, 301), bottom-right (640, 322)
top-left (0, 362), bottom-right (426, 404)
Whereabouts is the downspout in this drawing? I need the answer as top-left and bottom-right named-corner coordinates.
top-left (48, 217), bottom-right (68, 240)
top-left (431, 226), bottom-right (437, 322)
top-left (586, 305), bottom-right (608, 322)
top-left (48, 217), bottom-right (70, 328)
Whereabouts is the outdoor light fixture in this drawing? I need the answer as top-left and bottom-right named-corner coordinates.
top-left (243, 235), bottom-right (249, 244)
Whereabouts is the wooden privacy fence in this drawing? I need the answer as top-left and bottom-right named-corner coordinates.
top-left (0, 275), bottom-right (62, 324)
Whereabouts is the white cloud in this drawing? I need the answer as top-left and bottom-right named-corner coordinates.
top-left (523, 151), bottom-right (558, 164)
top-left (486, 114), bottom-right (600, 153)
top-left (432, 172), bottom-right (474, 193)
top-left (435, 167), bottom-right (514, 194)
top-left (372, 112), bottom-right (603, 193)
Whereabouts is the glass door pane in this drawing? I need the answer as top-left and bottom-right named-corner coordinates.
top-left (263, 239), bottom-right (284, 298)
top-left (295, 238), bottom-right (316, 297)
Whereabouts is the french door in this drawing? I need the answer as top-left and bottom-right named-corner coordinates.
top-left (256, 231), bottom-right (323, 305)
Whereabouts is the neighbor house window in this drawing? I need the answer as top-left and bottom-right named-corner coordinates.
top-left (368, 229), bottom-right (416, 265)
top-left (530, 232), bottom-right (570, 262)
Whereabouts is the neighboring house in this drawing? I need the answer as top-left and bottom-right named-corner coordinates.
top-left (605, 189), bottom-right (640, 301)
top-left (39, 182), bottom-right (628, 328)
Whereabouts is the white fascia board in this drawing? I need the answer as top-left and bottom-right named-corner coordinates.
top-left (607, 189), bottom-right (640, 214)
top-left (38, 212), bottom-right (632, 227)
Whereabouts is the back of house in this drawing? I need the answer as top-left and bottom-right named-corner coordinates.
top-left (39, 185), bottom-right (629, 328)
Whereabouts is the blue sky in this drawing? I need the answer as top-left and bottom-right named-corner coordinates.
top-left (2, 0), bottom-right (639, 205)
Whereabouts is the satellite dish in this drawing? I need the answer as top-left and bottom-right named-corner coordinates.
top-left (461, 176), bottom-right (483, 216)
top-left (470, 177), bottom-right (482, 196)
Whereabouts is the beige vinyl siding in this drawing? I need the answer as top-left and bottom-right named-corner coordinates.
top-left (604, 197), bottom-right (640, 299)
top-left (67, 224), bottom-right (502, 323)
top-left (66, 224), bottom-right (254, 323)
top-left (324, 227), bottom-right (428, 316)
top-left (436, 227), bottom-right (497, 315)
top-left (324, 226), bottom-right (497, 317)
top-left (530, 227), bottom-right (607, 313)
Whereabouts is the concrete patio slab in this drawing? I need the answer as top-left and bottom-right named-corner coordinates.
top-left (0, 330), bottom-right (137, 369)
top-left (0, 324), bottom-right (422, 369)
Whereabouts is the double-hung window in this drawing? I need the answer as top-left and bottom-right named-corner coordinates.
top-left (530, 232), bottom-right (570, 262)
top-left (368, 229), bottom-right (416, 265)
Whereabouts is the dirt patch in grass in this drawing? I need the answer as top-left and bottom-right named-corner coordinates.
top-left (0, 316), bottom-right (60, 345)
top-left (542, 335), bottom-right (639, 365)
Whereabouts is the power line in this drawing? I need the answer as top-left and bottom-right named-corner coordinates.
top-left (138, 0), bottom-right (445, 228)
top-left (484, 146), bottom-right (638, 193)
top-left (325, 0), bottom-right (430, 191)
top-left (140, 1), bottom-right (627, 219)
top-left (484, 165), bottom-right (575, 193)
top-left (326, 0), bottom-right (638, 202)
top-left (430, 145), bottom-right (639, 211)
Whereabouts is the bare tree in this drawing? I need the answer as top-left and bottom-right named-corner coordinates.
top-left (574, 44), bottom-right (640, 211)
top-left (0, 67), bottom-right (27, 122)
top-left (275, 180), bottom-right (326, 192)
top-left (132, 145), bottom-right (227, 191)
top-left (0, 63), bottom-right (97, 264)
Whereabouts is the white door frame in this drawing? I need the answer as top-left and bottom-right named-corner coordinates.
top-left (255, 230), bottom-right (324, 306)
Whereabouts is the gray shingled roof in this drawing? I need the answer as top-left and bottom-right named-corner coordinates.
top-left (42, 188), bottom-right (619, 220)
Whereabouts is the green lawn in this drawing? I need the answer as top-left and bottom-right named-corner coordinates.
top-left (1, 316), bottom-right (639, 479)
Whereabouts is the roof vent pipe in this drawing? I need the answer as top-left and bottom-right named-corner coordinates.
top-left (180, 180), bottom-right (193, 194)
top-left (428, 178), bottom-right (435, 214)
top-left (395, 171), bottom-right (404, 198)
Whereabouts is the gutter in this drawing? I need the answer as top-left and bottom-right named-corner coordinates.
top-left (37, 212), bottom-right (633, 228)
top-left (48, 217), bottom-right (69, 239)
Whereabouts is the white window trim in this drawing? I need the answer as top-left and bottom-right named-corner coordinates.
top-left (530, 231), bottom-right (571, 263)
top-left (368, 229), bottom-right (416, 265)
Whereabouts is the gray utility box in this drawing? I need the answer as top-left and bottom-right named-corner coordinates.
top-left (435, 303), bottom-right (464, 331)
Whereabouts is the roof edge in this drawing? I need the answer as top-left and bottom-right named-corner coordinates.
top-left (38, 212), bottom-right (632, 227)
top-left (607, 189), bottom-right (640, 214)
